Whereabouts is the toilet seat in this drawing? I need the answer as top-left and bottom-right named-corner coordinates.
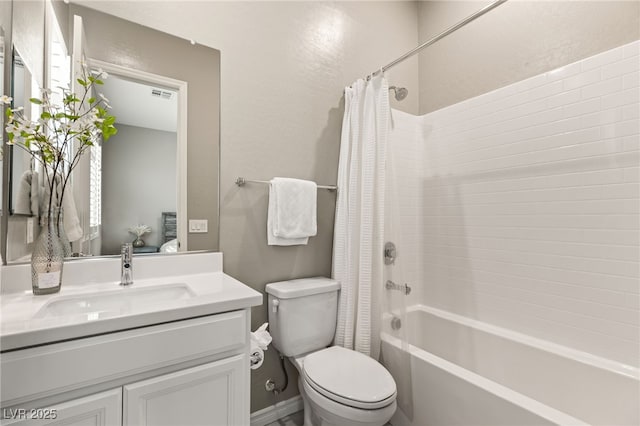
top-left (301, 346), bottom-right (397, 410)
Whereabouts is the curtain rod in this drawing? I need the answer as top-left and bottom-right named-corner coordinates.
top-left (367, 0), bottom-right (509, 80)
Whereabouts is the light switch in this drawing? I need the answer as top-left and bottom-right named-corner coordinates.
top-left (189, 219), bottom-right (208, 233)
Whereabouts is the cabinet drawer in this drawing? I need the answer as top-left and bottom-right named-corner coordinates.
top-left (1, 311), bottom-right (246, 406)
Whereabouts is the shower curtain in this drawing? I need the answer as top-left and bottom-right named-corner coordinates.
top-left (332, 75), bottom-right (389, 360)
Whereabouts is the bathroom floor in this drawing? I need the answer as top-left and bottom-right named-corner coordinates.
top-left (266, 411), bottom-right (304, 426)
top-left (265, 411), bottom-right (392, 426)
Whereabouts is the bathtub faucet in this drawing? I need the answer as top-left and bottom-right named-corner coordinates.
top-left (385, 280), bottom-right (411, 295)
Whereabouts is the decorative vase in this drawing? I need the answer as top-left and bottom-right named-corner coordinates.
top-left (132, 237), bottom-right (145, 248)
top-left (56, 208), bottom-right (72, 258)
top-left (31, 209), bottom-right (64, 295)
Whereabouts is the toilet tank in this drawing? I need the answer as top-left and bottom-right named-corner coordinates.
top-left (265, 277), bottom-right (340, 357)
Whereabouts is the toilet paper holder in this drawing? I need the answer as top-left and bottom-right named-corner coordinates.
top-left (250, 351), bottom-right (263, 367)
top-left (250, 323), bottom-right (272, 370)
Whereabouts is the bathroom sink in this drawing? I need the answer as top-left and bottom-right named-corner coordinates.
top-left (34, 283), bottom-right (196, 320)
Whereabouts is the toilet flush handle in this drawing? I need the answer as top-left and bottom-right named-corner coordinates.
top-left (272, 298), bottom-right (280, 313)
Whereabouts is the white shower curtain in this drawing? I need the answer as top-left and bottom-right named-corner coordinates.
top-left (332, 75), bottom-right (390, 360)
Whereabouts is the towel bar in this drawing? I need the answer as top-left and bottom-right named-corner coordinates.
top-left (235, 177), bottom-right (337, 192)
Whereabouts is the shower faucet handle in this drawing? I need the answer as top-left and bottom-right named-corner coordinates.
top-left (384, 242), bottom-right (397, 265)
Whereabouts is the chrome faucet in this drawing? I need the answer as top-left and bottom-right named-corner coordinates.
top-left (120, 243), bottom-right (133, 286)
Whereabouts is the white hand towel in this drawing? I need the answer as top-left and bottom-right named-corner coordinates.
top-left (267, 177), bottom-right (317, 246)
top-left (15, 171), bottom-right (34, 215)
top-left (62, 186), bottom-right (83, 242)
top-left (30, 170), bottom-right (40, 217)
top-left (41, 175), bottom-right (83, 242)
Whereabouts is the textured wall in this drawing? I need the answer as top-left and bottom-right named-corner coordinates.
top-left (415, 41), bottom-right (639, 366)
top-left (73, 1), bottom-right (420, 412)
top-left (417, 1), bottom-right (640, 114)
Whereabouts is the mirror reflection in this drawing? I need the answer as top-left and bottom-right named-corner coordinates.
top-left (0, 26), bottom-right (4, 205)
top-left (2, 1), bottom-right (221, 264)
top-left (96, 73), bottom-right (178, 255)
top-left (10, 48), bottom-right (40, 217)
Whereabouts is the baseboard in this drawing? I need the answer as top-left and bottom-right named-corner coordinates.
top-left (250, 395), bottom-right (303, 426)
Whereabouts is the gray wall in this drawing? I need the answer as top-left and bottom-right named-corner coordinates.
top-left (68, 4), bottom-right (220, 252)
top-left (101, 124), bottom-right (177, 255)
top-left (417, 1), bottom-right (640, 114)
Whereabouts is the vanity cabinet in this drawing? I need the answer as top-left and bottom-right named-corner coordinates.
top-left (1, 310), bottom-right (251, 426)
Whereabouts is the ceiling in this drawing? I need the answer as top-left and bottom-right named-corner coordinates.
top-left (97, 74), bottom-right (177, 133)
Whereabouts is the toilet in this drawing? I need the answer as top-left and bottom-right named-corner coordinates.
top-left (266, 277), bottom-right (397, 426)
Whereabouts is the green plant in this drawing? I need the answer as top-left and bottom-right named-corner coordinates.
top-left (2, 62), bottom-right (117, 217)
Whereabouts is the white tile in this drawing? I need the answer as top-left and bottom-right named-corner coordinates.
top-left (527, 80), bottom-right (564, 101)
top-left (622, 104), bottom-right (639, 121)
top-left (624, 166), bottom-right (640, 182)
top-left (602, 87), bottom-right (640, 109)
top-left (409, 42), bottom-right (640, 366)
top-left (563, 68), bottom-right (601, 91)
top-left (562, 98), bottom-right (601, 118)
top-left (547, 89), bottom-right (581, 108)
top-left (580, 46), bottom-right (623, 71)
top-left (623, 40), bottom-right (640, 59)
top-left (623, 134), bottom-right (640, 152)
top-left (601, 119), bottom-right (640, 139)
top-left (581, 77), bottom-right (623, 99)
top-left (580, 108), bottom-right (623, 127)
top-left (623, 71), bottom-right (639, 89)
top-left (602, 56), bottom-right (640, 80)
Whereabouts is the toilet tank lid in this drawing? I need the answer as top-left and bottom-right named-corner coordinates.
top-left (265, 277), bottom-right (340, 299)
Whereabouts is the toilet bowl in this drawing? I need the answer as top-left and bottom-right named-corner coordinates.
top-left (291, 346), bottom-right (397, 426)
top-left (265, 277), bottom-right (397, 426)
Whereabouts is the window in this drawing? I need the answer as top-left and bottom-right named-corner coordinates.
top-left (89, 142), bottom-right (101, 237)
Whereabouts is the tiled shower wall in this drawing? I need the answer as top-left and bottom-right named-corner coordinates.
top-left (391, 41), bottom-right (639, 366)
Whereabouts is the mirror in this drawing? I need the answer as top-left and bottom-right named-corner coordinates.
top-left (2, 0), bottom-right (45, 263)
top-left (9, 48), bottom-right (41, 217)
top-left (0, 25), bottom-right (5, 214)
top-left (1, 0), bottom-right (221, 264)
top-left (0, 0), bottom-right (11, 263)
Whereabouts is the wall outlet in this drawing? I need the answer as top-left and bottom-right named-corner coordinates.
top-left (188, 219), bottom-right (208, 233)
top-left (26, 217), bottom-right (35, 244)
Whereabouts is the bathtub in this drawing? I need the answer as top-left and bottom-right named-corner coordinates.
top-left (380, 305), bottom-right (639, 426)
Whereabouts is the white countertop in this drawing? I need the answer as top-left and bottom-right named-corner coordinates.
top-left (0, 252), bottom-right (262, 351)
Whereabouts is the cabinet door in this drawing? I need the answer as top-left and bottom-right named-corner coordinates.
top-left (2, 388), bottom-right (122, 426)
top-left (123, 355), bottom-right (247, 426)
